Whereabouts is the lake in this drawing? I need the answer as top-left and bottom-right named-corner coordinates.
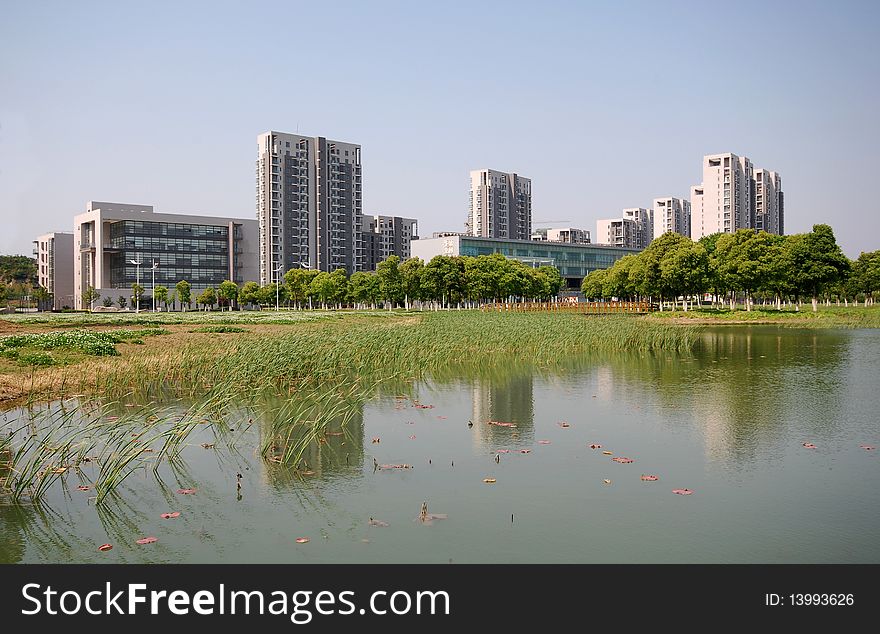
top-left (2, 326), bottom-right (878, 563)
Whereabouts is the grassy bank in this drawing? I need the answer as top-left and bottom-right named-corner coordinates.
top-left (648, 305), bottom-right (880, 328)
top-left (1, 311), bottom-right (698, 405)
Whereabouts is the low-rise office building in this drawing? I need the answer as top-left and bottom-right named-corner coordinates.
top-left (33, 232), bottom-right (74, 310)
top-left (411, 234), bottom-right (639, 288)
top-left (74, 201), bottom-right (258, 309)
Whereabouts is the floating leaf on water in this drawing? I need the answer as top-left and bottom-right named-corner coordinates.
top-left (160, 512), bottom-right (181, 519)
top-left (409, 435), bottom-right (417, 440)
top-left (495, 449), bottom-right (510, 454)
top-left (483, 478), bottom-right (497, 484)
top-left (602, 451), bottom-right (613, 456)
top-left (379, 464), bottom-right (412, 470)
top-left (300, 470), bottom-right (316, 476)
top-left (538, 440), bottom-right (551, 445)
top-left (76, 485), bottom-right (91, 492)
top-left (519, 449), bottom-right (531, 454)
top-left (803, 443), bottom-right (817, 449)
top-left (672, 489), bottom-right (694, 496)
top-left (557, 422), bottom-right (571, 428)
top-left (612, 457), bottom-right (634, 464)
top-left (640, 475), bottom-right (659, 482)
top-left (325, 431), bottom-right (344, 436)
top-left (51, 466), bottom-right (68, 474)
top-left (589, 444), bottom-right (602, 449)
top-left (369, 518), bottom-right (389, 527)
top-left (295, 537), bottom-right (310, 544)
top-left (488, 421), bottom-right (517, 428)
top-left (136, 536), bottom-right (158, 545)
top-left (436, 416), bottom-right (447, 420)
top-left (371, 437), bottom-right (381, 444)
top-left (98, 543), bottom-right (113, 552)
top-left (201, 443), bottom-right (215, 449)
top-left (861, 445), bottom-right (876, 451)
top-left (414, 404), bottom-right (435, 409)
top-left (268, 456), bottom-right (283, 464)
top-left (603, 479), bottom-right (612, 485)
top-left (176, 488), bottom-right (197, 495)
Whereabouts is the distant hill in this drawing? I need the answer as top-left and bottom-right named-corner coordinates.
top-left (0, 255), bottom-right (38, 285)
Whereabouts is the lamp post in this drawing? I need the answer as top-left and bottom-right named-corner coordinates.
top-left (151, 260), bottom-right (159, 312)
top-left (299, 261), bottom-right (313, 310)
top-left (274, 263), bottom-right (283, 312)
top-left (128, 257), bottom-right (143, 313)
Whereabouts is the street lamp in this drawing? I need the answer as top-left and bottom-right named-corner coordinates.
top-left (150, 260), bottom-right (159, 312)
top-left (299, 261), bottom-right (313, 310)
top-left (274, 263), bottom-right (284, 312)
top-left (128, 257), bottom-right (143, 313)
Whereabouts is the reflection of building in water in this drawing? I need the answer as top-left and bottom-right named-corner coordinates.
top-left (470, 373), bottom-right (535, 450)
top-left (594, 365), bottom-right (615, 401)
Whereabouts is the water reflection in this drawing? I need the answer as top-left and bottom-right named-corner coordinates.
top-left (0, 327), bottom-right (877, 563)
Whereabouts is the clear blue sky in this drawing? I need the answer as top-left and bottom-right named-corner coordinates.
top-left (2, 0), bottom-right (878, 256)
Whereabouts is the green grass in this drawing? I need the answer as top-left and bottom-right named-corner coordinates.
top-left (189, 325), bottom-right (248, 333)
top-left (87, 312), bottom-right (699, 401)
top-left (0, 310), bottom-right (384, 328)
top-left (648, 305), bottom-right (880, 328)
top-left (0, 328), bottom-right (169, 367)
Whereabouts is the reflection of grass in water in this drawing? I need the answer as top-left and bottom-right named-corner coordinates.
top-left (0, 380), bottom-right (373, 506)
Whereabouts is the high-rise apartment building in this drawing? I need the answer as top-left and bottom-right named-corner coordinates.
top-left (596, 208), bottom-right (652, 250)
top-left (32, 232), bottom-right (74, 310)
top-left (531, 227), bottom-right (591, 244)
top-left (361, 215), bottom-right (419, 271)
top-left (690, 152), bottom-right (783, 240)
top-left (257, 132), bottom-right (363, 284)
top-left (596, 217), bottom-right (640, 249)
top-left (73, 201), bottom-right (258, 309)
top-left (467, 169), bottom-right (531, 240)
top-left (652, 197), bottom-right (691, 240)
top-left (753, 169), bottom-right (784, 235)
top-left (622, 208), bottom-right (653, 249)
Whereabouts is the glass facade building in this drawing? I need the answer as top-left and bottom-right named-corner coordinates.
top-left (412, 235), bottom-right (641, 288)
top-left (107, 220), bottom-right (233, 287)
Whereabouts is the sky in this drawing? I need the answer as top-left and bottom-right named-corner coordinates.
top-left (1, 0), bottom-right (879, 257)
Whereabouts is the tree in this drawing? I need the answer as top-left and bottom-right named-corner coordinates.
top-left (82, 285), bottom-right (101, 310)
top-left (176, 280), bottom-right (192, 311)
top-left (238, 281), bottom-right (261, 307)
top-left (581, 269), bottom-right (608, 299)
top-left (284, 268), bottom-right (320, 309)
top-left (117, 295), bottom-right (127, 309)
top-left (197, 287), bottom-right (217, 311)
top-left (0, 255), bottom-right (38, 286)
top-left (715, 230), bottom-right (772, 310)
top-left (539, 265), bottom-right (564, 298)
top-left (603, 255), bottom-right (638, 300)
top-left (131, 283), bottom-right (145, 310)
top-left (32, 286), bottom-right (51, 311)
top-left (786, 224), bottom-right (850, 312)
top-left (154, 285), bottom-right (169, 311)
top-left (659, 239), bottom-right (708, 310)
top-left (400, 257), bottom-right (425, 309)
top-left (218, 280), bottom-right (239, 311)
top-left (348, 271), bottom-right (381, 308)
top-left (852, 250), bottom-right (880, 306)
top-left (425, 255), bottom-right (467, 307)
top-left (376, 255), bottom-right (405, 308)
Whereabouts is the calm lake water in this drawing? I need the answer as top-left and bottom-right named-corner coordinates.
top-left (2, 326), bottom-right (878, 563)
